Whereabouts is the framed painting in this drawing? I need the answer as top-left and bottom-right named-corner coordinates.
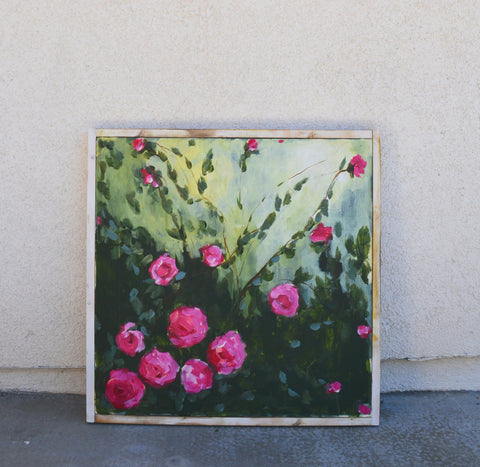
top-left (86, 129), bottom-right (380, 426)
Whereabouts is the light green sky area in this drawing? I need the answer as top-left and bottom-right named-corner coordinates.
top-left (99, 137), bottom-right (372, 305)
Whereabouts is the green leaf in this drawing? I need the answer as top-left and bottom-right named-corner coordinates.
top-left (345, 236), bottom-right (356, 255)
top-left (158, 151), bottom-right (167, 162)
top-left (108, 219), bottom-right (118, 232)
top-left (166, 162), bottom-right (177, 181)
top-left (356, 226), bottom-right (371, 260)
top-left (361, 262), bottom-right (371, 284)
top-left (197, 177), bottom-right (207, 194)
top-left (98, 161), bottom-right (107, 181)
top-left (320, 198), bottom-right (329, 216)
top-left (125, 192), bottom-right (140, 214)
top-left (202, 149), bottom-right (214, 175)
top-left (161, 197), bottom-right (173, 214)
top-left (167, 228), bottom-right (181, 240)
top-left (139, 309), bottom-right (155, 321)
top-left (176, 185), bottom-right (189, 201)
top-left (294, 267), bottom-right (313, 284)
top-left (140, 254), bottom-right (153, 266)
top-left (287, 388), bottom-right (300, 398)
top-left (188, 139), bottom-right (196, 146)
top-left (260, 212), bottom-right (276, 231)
top-left (261, 268), bottom-right (274, 282)
top-left (185, 158), bottom-right (192, 169)
top-left (334, 222), bottom-right (342, 237)
top-left (240, 390), bottom-right (255, 401)
top-left (97, 181), bottom-right (110, 200)
top-left (236, 195), bottom-right (243, 210)
top-left (283, 191), bottom-right (291, 205)
top-left (171, 147), bottom-right (182, 156)
top-left (274, 194), bottom-right (282, 212)
top-left (339, 156), bottom-right (347, 170)
top-left (279, 371), bottom-right (287, 384)
top-left (293, 177), bottom-right (308, 191)
top-left (106, 150), bottom-right (123, 169)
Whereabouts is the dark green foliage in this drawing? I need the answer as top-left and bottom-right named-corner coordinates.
top-left (294, 177), bottom-right (308, 191)
top-left (197, 177), bottom-right (207, 195)
top-left (201, 149), bottom-right (214, 176)
top-left (319, 198), bottom-right (329, 216)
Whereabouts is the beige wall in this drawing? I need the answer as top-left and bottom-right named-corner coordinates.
top-left (1, 0), bottom-right (479, 393)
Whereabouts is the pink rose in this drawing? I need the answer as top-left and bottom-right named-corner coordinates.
top-left (278, 140), bottom-right (284, 143)
top-left (105, 368), bottom-right (145, 409)
top-left (247, 139), bottom-right (258, 151)
top-left (115, 322), bottom-right (145, 357)
top-left (168, 306), bottom-right (208, 348)
top-left (309, 222), bottom-right (333, 244)
top-left (349, 154), bottom-right (367, 178)
top-left (149, 254), bottom-right (179, 286)
top-left (358, 404), bottom-right (372, 415)
top-left (207, 331), bottom-right (247, 375)
top-left (268, 284), bottom-right (299, 318)
top-left (325, 381), bottom-right (342, 394)
top-left (200, 244), bottom-right (225, 267)
top-left (138, 348), bottom-right (179, 388)
top-left (141, 168), bottom-right (159, 188)
top-left (181, 359), bottom-right (214, 394)
top-left (96, 216), bottom-right (102, 226)
top-left (133, 138), bottom-right (145, 152)
top-left (141, 168), bottom-right (154, 185)
top-left (357, 325), bottom-right (372, 339)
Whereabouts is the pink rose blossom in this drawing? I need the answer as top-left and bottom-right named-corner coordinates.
top-left (357, 325), bottom-right (372, 339)
top-left (149, 254), bottom-right (179, 286)
top-left (278, 140), bottom-right (284, 143)
top-left (133, 138), bottom-right (145, 152)
top-left (325, 381), bottom-right (342, 394)
top-left (105, 368), bottom-right (145, 409)
top-left (349, 154), bottom-right (367, 178)
top-left (115, 322), bottom-right (145, 357)
top-left (268, 283), bottom-right (299, 318)
top-left (96, 216), bottom-right (102, 226)
top-left (168, 306), bottom-right (208, 348)
top-left (181, 359), bottom-right (214, 394)
top-left (309, 223), bottom-right (333, 244)
top-left (207, 331), bottom-right (247, 375)
top-left (247, 139), bottom-right (258, 151)
top-left (358, 404), bottom-right (372, 415)
top-left (138, 348), bottom-right (179, 388)
top-left (200, 244), bottom-right (225, 267)
top-left (141, 168), bottom-right (154, 185)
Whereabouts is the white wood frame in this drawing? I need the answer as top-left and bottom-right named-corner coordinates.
top-left (86, 129), bottom-right (380, 426)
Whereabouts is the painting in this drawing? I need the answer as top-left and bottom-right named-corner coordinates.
top-left (86, 129), bottom-right (380, 426)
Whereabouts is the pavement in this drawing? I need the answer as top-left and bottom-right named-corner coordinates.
top-left (0, 391), bottom-right (479, 466)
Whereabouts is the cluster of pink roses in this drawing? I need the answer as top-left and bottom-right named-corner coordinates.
top-left (106, 311), bottom-right (247, 409)
top-left (105, 246), bottom-right (246, 410)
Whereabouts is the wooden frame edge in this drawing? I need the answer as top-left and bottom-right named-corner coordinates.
top-left (95, 414), bottom-right (375, 426)
top-left (371, 131), bottom-right (381, 425)
top-left (95, 129), bottom-right (373, 139)
top-left (86, 129), bottom-right (97, 423)
top-left (87, 129), bottom-right (380, 426)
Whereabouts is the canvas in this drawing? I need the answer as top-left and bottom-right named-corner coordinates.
top-left (86, 129), bottom-right (380, 426)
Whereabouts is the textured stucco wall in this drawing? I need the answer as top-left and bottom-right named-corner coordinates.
top-left (1, 0), bottom-right (479, 393)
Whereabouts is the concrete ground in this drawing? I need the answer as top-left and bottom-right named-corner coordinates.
top-left (0, 391), bottom-right (479, 467)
